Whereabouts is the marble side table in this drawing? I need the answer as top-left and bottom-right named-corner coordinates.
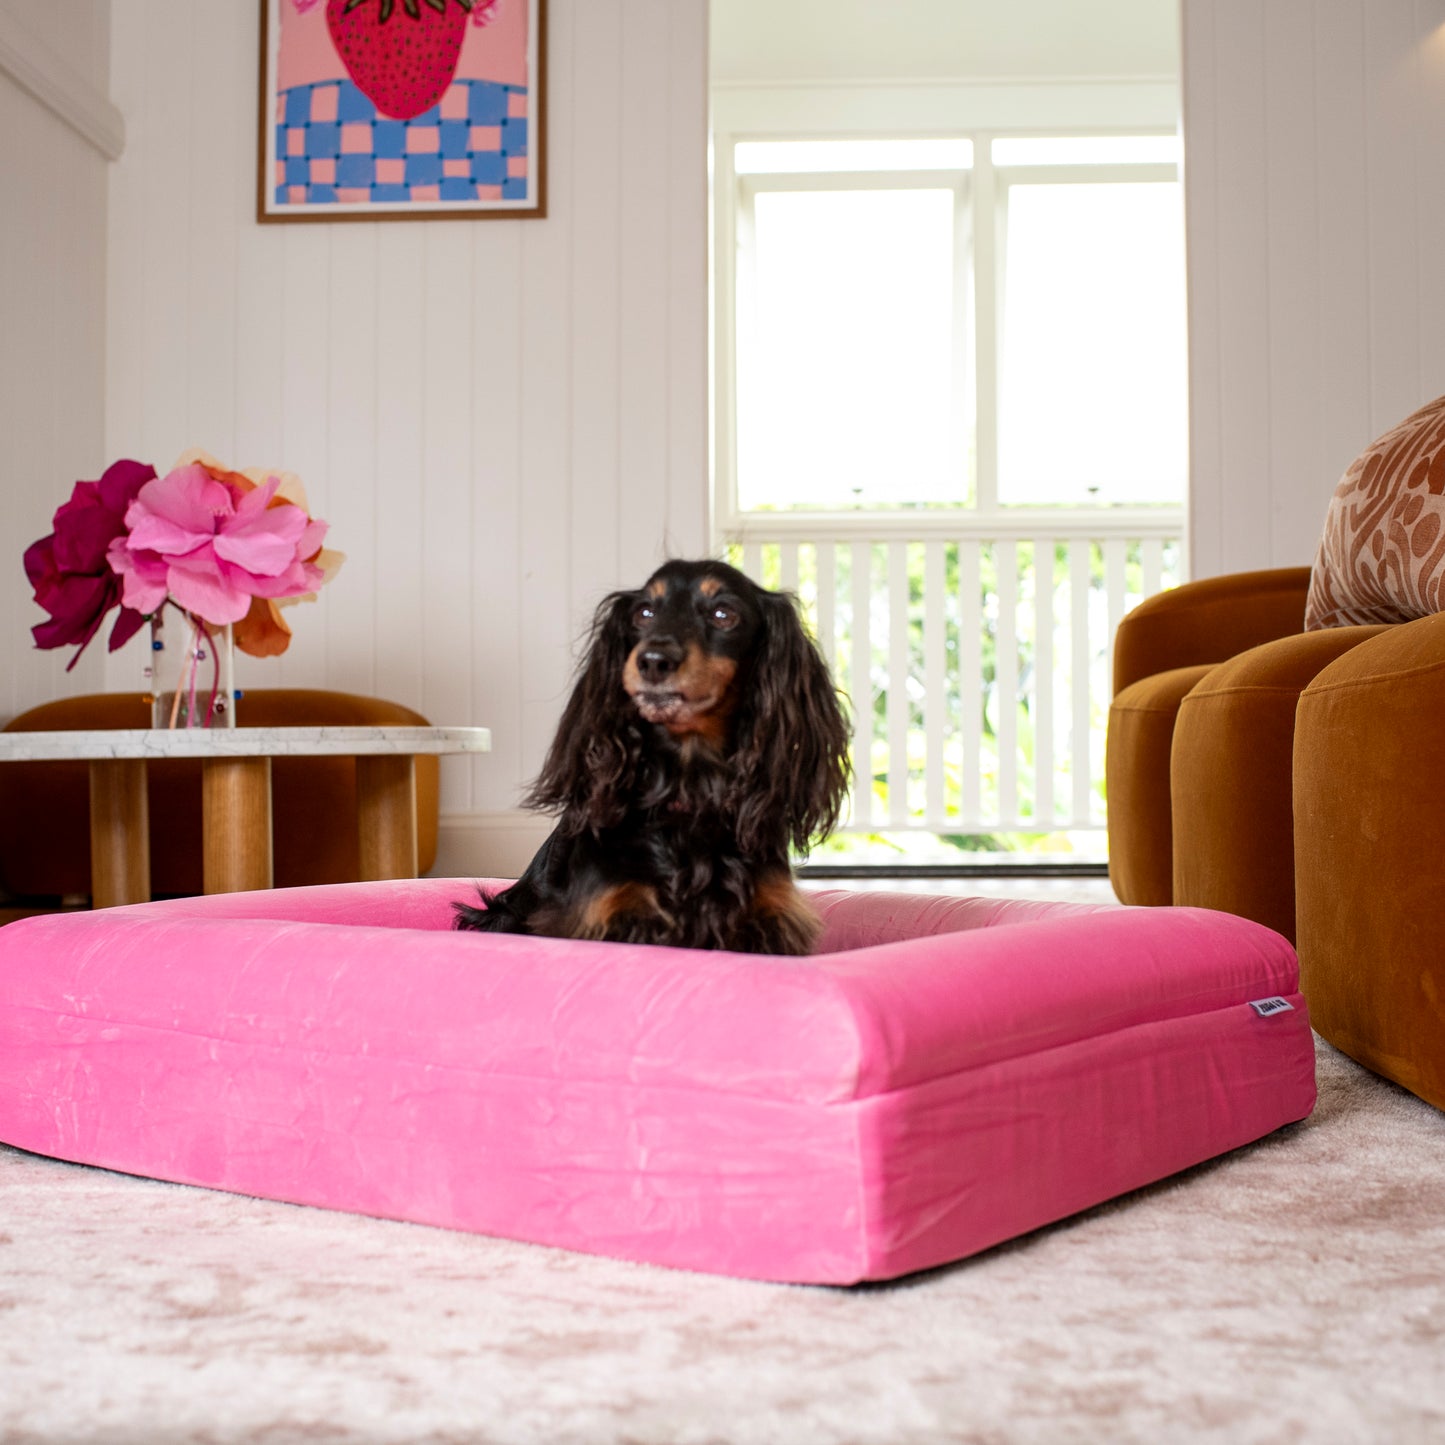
top-left (0, 726), bottom-right (491, 908)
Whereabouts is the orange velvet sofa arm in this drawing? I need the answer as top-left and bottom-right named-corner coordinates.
top-left (1293, 609), bottom-right (1445, 1111)
top-left (1112, 566), bottom-right (1314, 696)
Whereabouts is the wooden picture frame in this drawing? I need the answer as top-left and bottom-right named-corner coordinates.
top-left (258, 0), bottom-right (545, 223)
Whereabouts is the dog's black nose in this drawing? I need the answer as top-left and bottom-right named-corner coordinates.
top-left (636, 643), bottom-right (682, 684)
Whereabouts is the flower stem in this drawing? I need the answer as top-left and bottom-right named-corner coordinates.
top-left (185, 615), bottom-right (202, 727)
top-left (197, 618), bottom-right (221, 726)
top-left (166, 627), bottom-right (185, 730)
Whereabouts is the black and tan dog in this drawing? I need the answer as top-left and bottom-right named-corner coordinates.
top-left (454, 559), bottom-right (851, 953)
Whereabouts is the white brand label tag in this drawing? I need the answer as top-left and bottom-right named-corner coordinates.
top-left (1248, 997), bottom-right (1295, 1018)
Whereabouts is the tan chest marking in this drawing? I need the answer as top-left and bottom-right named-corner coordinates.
top-left (576, 881), bottom-right (674, 939)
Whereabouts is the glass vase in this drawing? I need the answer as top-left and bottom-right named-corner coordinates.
top-left (145, 609), bottom-right (236, 729)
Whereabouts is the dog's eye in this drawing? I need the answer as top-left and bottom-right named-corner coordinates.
top-left (632, 603), bottom-right (655, 628)
top-left (709, 604), bottom-right (740, 631)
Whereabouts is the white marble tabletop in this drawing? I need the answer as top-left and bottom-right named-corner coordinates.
top-left (0, 726), bottom-right (492, 762)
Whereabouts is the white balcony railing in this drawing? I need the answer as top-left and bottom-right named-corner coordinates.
top-left (723, 509), bottom-right (1184, 839)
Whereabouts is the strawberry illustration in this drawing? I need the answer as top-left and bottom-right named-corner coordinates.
top-left (325, 0), bottom-right (475, 122)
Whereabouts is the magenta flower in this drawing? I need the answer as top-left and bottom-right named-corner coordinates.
top-left (107, 464), bottom-right (330, 628)
top-left (23, 459), bottom-right (156, 669)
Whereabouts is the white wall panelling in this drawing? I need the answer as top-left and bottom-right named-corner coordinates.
top-left (1182, 0), bottom-right (1445, 577)
top-left (27, 0), bottom-right (1445, 865)
top-left (0, 3), bottom-right (111, 724)
top-left (96, 0), bottom-right (709, 876)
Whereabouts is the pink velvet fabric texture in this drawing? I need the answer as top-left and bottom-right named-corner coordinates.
top-left (0, 880), bottom-right (1315, 1283)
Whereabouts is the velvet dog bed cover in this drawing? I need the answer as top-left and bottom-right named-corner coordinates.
top-left (0, 879), bottom-right (1316, 1283)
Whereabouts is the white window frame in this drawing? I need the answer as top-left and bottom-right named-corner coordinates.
top-left (711, 81), bottom-right (1186, 539)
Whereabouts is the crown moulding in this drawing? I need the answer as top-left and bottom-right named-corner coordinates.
top-left (0, 8), bottom-right (124, 161)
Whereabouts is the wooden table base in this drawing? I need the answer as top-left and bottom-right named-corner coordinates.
top-left (4, 724), bottom-right (489, 908)
top-left (84, 753), bottom-right (414, 902)
top-left (356, 754), bottom-right (418, 879)
top-left (202, 756), bottom-right (274, 894)
top-left (88, 759), bottom-right (151, 909)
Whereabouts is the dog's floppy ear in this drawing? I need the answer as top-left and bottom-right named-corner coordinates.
top-left (730, 588), bottom-right (852, 856)
top-left (524, 589), bottom-right (640, 830)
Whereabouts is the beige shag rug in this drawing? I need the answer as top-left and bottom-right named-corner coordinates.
top-left (1, 1031), bottom-right (1443, 1444)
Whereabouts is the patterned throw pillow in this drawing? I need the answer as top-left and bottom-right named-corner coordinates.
top-left (1305, 394), bottom-right (1445, 629)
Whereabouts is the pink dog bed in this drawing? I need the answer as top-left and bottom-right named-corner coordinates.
top-left (0, 879), bottom-right (1315, 1283)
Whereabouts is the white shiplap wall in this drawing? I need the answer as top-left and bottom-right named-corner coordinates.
top-left (103, 0), bottom-right (708, 876)
top-left (0, 2), bottom-right (114, 722)
top-left (20, 0), bottom-right (1444, 867)
top-left (1183, 0), bottom-right (1445, 577)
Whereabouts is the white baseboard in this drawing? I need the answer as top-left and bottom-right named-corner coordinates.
top-left (430, 811), bottom-right (552, 883)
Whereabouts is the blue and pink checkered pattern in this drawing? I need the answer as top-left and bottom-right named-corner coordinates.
top-left (274, 77), bottom-right (530, 207)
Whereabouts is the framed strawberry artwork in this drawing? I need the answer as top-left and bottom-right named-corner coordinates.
top-left (258, 0), bottom-right (545, 221)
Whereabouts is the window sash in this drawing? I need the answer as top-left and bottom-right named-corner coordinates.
top-left (992, 172), bottom-right (1187, 508)
top-left (735, 171), bottom-right (975, 511)
top-left (718, 130), bottom-right (1182, 522)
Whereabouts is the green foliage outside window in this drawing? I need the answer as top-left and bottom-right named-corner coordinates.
top-left (727, 535), bottom-right (1181, 860)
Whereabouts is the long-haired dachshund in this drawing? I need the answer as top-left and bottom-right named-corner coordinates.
top-left (454, 559), bottom-right (851, 954)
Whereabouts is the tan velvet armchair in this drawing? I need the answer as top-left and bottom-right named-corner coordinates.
top-left (1106, 568), bottom-right (1388, 940)
top-left (1106, 394), bottom-right (1445, 1113)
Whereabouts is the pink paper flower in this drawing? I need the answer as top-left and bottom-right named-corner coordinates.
top-left (24, 459), bottom-right (156, 669)
top-left (26, 451), bottom-right (338, 675)
top-left (108, 464), bottom-right (330, 629)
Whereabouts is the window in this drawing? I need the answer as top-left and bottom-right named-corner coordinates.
top-left (720, 132), bottom-right (1186, 518)
top-left (994, 137), bottom-right (1187, 508)
top-left (712, 117), bottom-right (1187, 856)
top-left (732, 139), bottom-right (973, 512)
